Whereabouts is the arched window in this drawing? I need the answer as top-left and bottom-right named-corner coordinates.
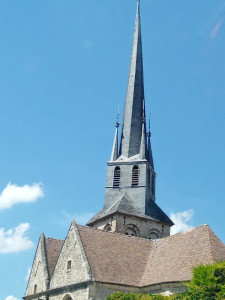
top-left (131, 165), bottom-right (139, 186)
top-left (124, 224), bottom-right (139, 237)
top-left (125, 227), bottom-right (137, 236)
top-left (113, 166), bottom-right (120, 187)
top-left (149, 232), bottom-right (159, 240)
top-left (149, 229), bottom-right (161, 240)
top-left (62, 294), bottom-right (73, 300)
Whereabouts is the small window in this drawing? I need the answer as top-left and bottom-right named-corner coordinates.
top-left (149, 232), bottom-right (160, 240)
top-left (34, 284), bottom-right (37, 294)
top-left (131, 165), bottom-right (139, 186)
top-left (113, 166), bottom-right (120, 187)
top-left (149, 229), bottom-right (160, 240)
top-left (67, 260), bottom-right (72, 270)
top-left (125, 227), bottom-right (137, 236)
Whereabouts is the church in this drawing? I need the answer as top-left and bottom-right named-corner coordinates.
top-left (24, 1), bottom-right (225, 300)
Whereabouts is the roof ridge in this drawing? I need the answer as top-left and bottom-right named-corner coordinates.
top-left (167, 224), bottom-right (209, 238)
top-left (77, 224), bottom-right (154, 243)
top-left (205, 225), bottom-right (215, 263)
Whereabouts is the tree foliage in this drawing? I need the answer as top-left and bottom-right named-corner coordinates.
top-left (106, 261), bottom-right (225, 300)
top-left (106, 292), bottom-right (176, 300)
top-left (183, 261), bottom-right (225, 299)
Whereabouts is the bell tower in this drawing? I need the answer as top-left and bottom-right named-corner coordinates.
top-left (87, 0), bottom-right (173, 239)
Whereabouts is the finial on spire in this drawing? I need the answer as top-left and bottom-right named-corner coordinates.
top-left (137, 0), bottom-right (140, 18)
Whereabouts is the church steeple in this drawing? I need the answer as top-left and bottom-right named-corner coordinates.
top-left (87, 0), bottom-right (173, 238)
top-left (119, 0), bottom-right (145, 158)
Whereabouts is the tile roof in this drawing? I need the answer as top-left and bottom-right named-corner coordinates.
top-left (141, 225), bottom-right (225, 286)
top-left (78, 224), bottom-right (225, 287)
top-left (78, 225), bottom-right (151, 287)
top-left (44, 224), bottom-right (225, 288)
top-left (45, 237), bottom-right (64, 278)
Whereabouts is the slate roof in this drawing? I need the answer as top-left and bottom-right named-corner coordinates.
top-left (87, 193), bottom-right (174, 226)
top-left (44, 224), bottom-right (225, 288)
top-left (45, 238), bottom-right (64, 278)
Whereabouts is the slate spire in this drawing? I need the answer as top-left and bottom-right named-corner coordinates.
top-left (119, 0), bottom-right (145, 158)
top-left (87, 0), bottom-right (174, 233)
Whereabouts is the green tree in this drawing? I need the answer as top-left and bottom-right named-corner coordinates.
top-left (183, 261), bottom-right (225, 299)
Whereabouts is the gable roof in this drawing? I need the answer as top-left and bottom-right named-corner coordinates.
top-left (140, 225), bottom-right (225, 286)
top-left (78, 224), bottom-right (225, 287)
top-left (44, 224), bottom-right (225, 288)
top-left (45, 238), bottom-right (64, 278)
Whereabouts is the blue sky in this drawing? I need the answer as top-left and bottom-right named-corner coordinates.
top-left (0, 0), bottom-right (225, 299)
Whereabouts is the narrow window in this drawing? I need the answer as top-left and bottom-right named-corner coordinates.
top-left (67, 260), bottom-right (72, 270)
top-left (131, 165), bottom-right (139, 186)
top-left (34, 284), bottom-right (37, 294)
top-left (113, 166), bottom-right (120, 187)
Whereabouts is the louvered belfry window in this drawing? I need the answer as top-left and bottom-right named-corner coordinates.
top-left (132, 165), bottom-right (139, 186)
top-left (113, 166), bottom-right (120, 187)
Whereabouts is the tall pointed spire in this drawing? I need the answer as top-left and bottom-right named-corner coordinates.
top-left (119, 0), bottom-right (145, 158)
top-left (87, 0), bottom-right (174, 236)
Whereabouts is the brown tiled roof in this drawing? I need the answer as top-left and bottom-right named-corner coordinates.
top-left (78, 225), bottom-right (151, 287)
top-left (44, 224), bottom-right (225, 287)
top-left (141, 225), bottom-right (225, 286)
top-left (77, 224), bottom-right (225, 287)
top-left (45, 237), bottom-right (64, 278)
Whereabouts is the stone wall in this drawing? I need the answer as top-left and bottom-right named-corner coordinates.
top-left (50, 287), bottom-right (89, 300)
top-left (50, 222), bottom-right (92, 290)
top-left (25, 234), bottom-right (49, 296)
top-left (93, 213), bottom-right (170, 239)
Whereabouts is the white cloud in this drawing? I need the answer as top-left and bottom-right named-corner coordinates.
top-left (25, 267), bottom-right (31, 281)
top-left (5, 296), bottom-right (19, 300)
top-left (170, 209), bottom-right (194, 235)
top-left (0, 223), bottom-right (34, 253)
top-left (0, 182), bottom-right (44, 211)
